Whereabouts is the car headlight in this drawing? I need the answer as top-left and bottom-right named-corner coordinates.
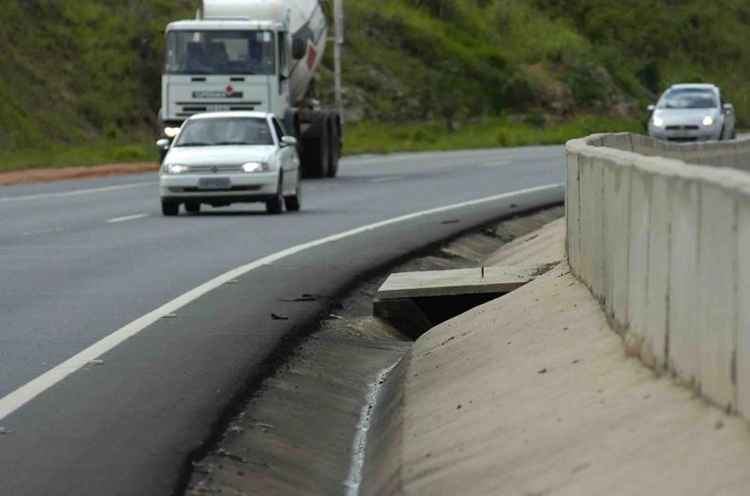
top-left (242, 162), bottom-right (271, 173)
top-left (652, 116), bottom-right (665, 128)
top-left (164, 164), bottom-right (189, 174)
top-left (702, 116), bottom-right (715, 127)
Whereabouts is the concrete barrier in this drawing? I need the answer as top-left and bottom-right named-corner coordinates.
top-left (566, 133), bottom-right (750, 414)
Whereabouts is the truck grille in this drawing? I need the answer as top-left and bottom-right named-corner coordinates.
top-left (176, 101), bottom-right (262, 118)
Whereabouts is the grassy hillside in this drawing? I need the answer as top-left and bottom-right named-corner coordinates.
top-left (1, 0), bottom-right (749, 169)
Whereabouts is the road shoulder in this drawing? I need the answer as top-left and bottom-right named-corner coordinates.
top-left (0, 162), bottom-right (158, 186)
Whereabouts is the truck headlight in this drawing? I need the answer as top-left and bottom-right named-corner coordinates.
top-left (702, 116), bottom-right (715, 127)
top-left (242, 162), bottom-right (270, 173)
top-left (652, 116), bottom-right (665, 128)
top-left (165, 164), bottom-right (189, 174)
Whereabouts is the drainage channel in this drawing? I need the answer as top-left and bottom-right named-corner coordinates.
top-left (184, 206), bottom-right (564, 496)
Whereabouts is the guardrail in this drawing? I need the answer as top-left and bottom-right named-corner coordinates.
top-left (566, 133), bottom-right (750, 416)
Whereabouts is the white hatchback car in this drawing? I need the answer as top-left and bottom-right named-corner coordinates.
top-left (157, 112), bottom-right (301, 216)
top-left (647, 84), bottom-right (736, 142)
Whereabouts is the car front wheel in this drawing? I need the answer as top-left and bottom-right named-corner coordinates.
top-left (266, 175), bottom-right (285, 215)
top-left (285, 171), bottom-right (302, 212)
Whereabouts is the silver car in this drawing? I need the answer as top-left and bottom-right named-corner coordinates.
top-left (157, 112), bottom-right (301, 216)
top-left (647, 84), bottom-right (736, 142)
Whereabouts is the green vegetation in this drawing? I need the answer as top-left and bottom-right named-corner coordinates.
top-left (345, 115), bottom-right (641, 155)
top-left (1, 0), bottom-right (749, 170)
top-left (0, 142), bottom-right (155, 173)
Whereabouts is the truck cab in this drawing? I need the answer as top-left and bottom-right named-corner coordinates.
top-left (161, 19), bottom-right (292, 127)
top-left (159, 0), bottom-right (340, 179)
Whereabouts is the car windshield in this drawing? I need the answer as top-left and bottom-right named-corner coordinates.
top-left (174, 118), bottom-right (274, 147)
top-left (165, 30), bottom-right (275, 75)
top-left (658, 89), bottom-right (718, 109)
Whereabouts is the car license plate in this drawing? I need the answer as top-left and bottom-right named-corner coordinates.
top-left (198, 177), bottom-right (231, 190)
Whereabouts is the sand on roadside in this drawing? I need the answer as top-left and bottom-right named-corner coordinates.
top-left (0, 162), bottom-right (159, 187)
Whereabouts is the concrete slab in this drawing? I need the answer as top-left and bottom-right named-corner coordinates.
top-left (375, 266), bottom-right (536, 300)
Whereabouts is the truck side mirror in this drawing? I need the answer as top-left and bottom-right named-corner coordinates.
top-left (292, 38), bottom-right (307, 60)
top-left (647, 105), bottom-right (656, 113)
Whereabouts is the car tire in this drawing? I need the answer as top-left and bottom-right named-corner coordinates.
top-left (185, 202), bottom-right (201, 215)
top-left (162, 200), bottom-right (179, 216)
top-left (266, 175), bottom-right (285, 215)
top-left (285, 171), bottom-right (302, 212)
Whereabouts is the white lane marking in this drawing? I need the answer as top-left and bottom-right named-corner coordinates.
top-left (107, 213), bottom-right (149, 224)
top-left (369, 176), bottom-right (403, 184)
top-left (0, 183), bottom-right (563, 421)
top-left (0, 182), bottom-right (155, 203)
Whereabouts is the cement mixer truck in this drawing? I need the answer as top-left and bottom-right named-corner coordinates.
top-left (159, 0), bottom-right (341, 178)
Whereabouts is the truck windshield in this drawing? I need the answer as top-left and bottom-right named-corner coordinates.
top-left (166, 30), bottom-right (275, 75)
top-left (174, 118), bottom-right (275, 147)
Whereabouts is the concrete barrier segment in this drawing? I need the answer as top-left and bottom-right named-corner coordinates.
top-left (603, 163), bottom-right (631, 329)
top-left (644, 174), bottom-right (671, 370)
top-left (626, 168), bottom-right (652, 360)
top-left (667, 178), bottom-right (702, 386)
top-left (697, 185), bottom-right (738, 410)
top-left (567, 133), bottom-right (750, 418)
top-left (737, 202), bottom-right (750, 418)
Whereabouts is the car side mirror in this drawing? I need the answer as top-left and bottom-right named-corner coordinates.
top-left (156, 138), bottom-right (171, 164)
top-left (723, 103), bottom-right (734, 114)
top-left (292, 38), bottom-right (306, 60)
top-left (281, 136), bottom-right (298, 147)
top-left (647, 105), bottom-right (656, 113)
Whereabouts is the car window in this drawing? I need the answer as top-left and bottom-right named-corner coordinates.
top-left (174, 118), bottom-right (274, 146)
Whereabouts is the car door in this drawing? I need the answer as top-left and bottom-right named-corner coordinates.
top-left (271, 117), bottom-right (296, 192)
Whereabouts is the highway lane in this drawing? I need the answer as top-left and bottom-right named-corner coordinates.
top-left (0, 146), bottom-right (564, 495)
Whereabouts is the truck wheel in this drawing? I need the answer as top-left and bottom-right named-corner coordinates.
top-left (185, 202), bottom-right (201, 215)
top-left (266, 175), bottom-right (285, 215)
top-left (285, 170), bottom-right (302, 212)
top-left (162, 200), bottom-right (179, 216)
top-left (327, 117), bottom-right (340, 178)
top-left (302, 125), bottom-right (329, 178)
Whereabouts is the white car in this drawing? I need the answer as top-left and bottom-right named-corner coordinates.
top-left (647, 84), bottom-right (736, 142)
top-left (157, 112), bottom-right (301, 216)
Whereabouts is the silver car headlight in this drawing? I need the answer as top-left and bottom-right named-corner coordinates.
top-left (242, 162), bottom-right (271, 173)
top-left (652, 116), bottom-right (665, 128)
top-left (702, 116), bottom-right (715, 127)
top-left (164, 164), bottom-right (189, 174)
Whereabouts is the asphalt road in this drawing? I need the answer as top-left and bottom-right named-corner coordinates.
top-left (0, 147), bottom-right (564, 495)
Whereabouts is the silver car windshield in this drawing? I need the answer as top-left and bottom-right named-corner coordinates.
top-left (175, 118), bottom-right (274, 147)
top-left (658, 89), bottom-right (718, 109)
top-left (166, 30), bottom-right (275, 75)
